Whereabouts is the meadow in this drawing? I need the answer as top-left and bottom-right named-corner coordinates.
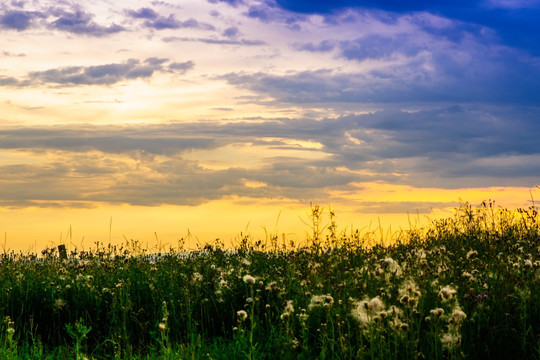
top-left (1, 201), bottom-right (539, 359)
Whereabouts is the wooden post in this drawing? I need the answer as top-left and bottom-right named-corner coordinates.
top-left (58, 244), bottom-right (67, 259)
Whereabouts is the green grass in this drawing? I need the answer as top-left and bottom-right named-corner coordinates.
top-left (1, 201), bottom-right (540, 359)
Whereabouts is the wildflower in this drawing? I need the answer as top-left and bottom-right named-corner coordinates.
top-left (297, 310), bottom-right (309, 323)
top-left (351, 296), bottom-right (386, 325)
top-left (387, 305), bottom-right (403, 318)
top-left (430, 308), bottom-right (445, 318)
top-left (159, 322), bottom-right (167, 331)
top-left (524, 259), bottom-right (533, 268)
top-left (265, 281), bottom-right (279, 291)
top-left (192, 272), bottom-right (203, 282)
top-left (462, 271), bottom-right (474, 281)
top-left (237, 310), bottom-right (248, 321)
top-left (284, 300), bottom-right (294, 314)
top-left (368, 296), bottom-right (384, 312)
top-left (324, 295), bottom-right (334, 308)
top-left (449, 306), bottom-right (467, 326)
top-left (54, 298), bottom-right (67, 312)
top-left (439, 285), bottom-right (457, 301)
top-left (399, 278), bottom-right (421, 307)
top-left (466, 250), bottom-right (478, 259)
top-left (280, 300), bottom-right (294, 319)
top-left (243, 274), bottom-right (255, 284)
top-left (383, 257), bottom-right (402, 275)
top-left (440, 332), bottom-right (461, 349)
top-left (308, 294), bottom-right (333, 310)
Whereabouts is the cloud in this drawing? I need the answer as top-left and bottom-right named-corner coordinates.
top-left (146, 15), bottom-right (215, 30)
top-left (2, 50), bottom-right (26, 57)
top-left (293, 40), bottom-right (337, 52)
top-left (168, 60), bottom-right (195, 73)
top-left (126, 8), bottom-right (216, 30)
top-left (222, 37), bottom-right (540, 106)
top-left (231, 1), bottom-right (307, 29)
top-left (1, 103), bottom-right (539, 206)
top-left (126, 7), bottom-right (158, 19)
top-left (0, 10), bottom-right (43, 30)
top-left (207, 0), bottom-right (245, 6)
top-left (222, 26), bottom-right (239, 38)
top-left (47, 7), bottom-right (124, 36)
top-left (275, 0), bottom-right (540, 55)
top-left (163, 36), bottom-right (265, 46)
top-left (1, 58), bottom-right (194, 87)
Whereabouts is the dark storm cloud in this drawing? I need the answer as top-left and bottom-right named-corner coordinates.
top-left (221, 50), bottom-right (540, 105)
top-left (274, 0), bottom-right (540, 55)
top-left (1, 58), bottom-right (194, 87)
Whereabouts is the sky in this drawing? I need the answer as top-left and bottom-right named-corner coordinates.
top-left (1, 0), bottom-right (539, 252)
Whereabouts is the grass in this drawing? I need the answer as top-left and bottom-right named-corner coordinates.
top-left (1, 201), bottom-right (539, 359)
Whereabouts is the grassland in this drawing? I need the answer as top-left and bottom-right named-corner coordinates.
top-left (1, 201), bottom-right (540, 359)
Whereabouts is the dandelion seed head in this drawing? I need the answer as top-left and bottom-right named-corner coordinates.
top-left (368, 296), bottom-right (384, 312)
top-left (265, 281), bottom-right (279, 291)
top-left (237, 310), bottom-right (248, 321)
top-left (439, 285), bottom-right (457, 301)
top-left (450, 306), bottom-right (467, 325)
top-left (441, 332), bottom-right (461, 349)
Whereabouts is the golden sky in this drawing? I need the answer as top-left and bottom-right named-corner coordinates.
top-left (1, 0), bottom-right (539, 252)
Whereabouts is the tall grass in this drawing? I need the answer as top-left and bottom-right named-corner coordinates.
top-left (1, 201), bottom-right (539, 359)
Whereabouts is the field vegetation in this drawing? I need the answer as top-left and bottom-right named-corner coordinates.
top-left (1, 201), bottom-right (540, 359)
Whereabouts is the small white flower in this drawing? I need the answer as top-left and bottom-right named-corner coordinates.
top-left (243, 274), bottom-right (255, 284)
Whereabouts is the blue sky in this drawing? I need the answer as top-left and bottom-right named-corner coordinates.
top-left (0, 0), bottom-right (539, 248)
